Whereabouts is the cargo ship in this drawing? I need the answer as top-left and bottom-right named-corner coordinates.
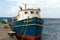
top-left (10, 4), bottom-right (44, 40)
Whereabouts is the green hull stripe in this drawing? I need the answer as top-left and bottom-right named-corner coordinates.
top-left (14, 24), bottom-right (43, 28)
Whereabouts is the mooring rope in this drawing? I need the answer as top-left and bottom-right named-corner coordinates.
top-left (21, 26), bottom-right (27, 40)
top-left (21, 18), bottom-right (29, 40)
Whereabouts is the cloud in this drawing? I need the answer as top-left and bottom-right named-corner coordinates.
top-left (6, 0), bottom-right (60, 8)
top-left (44, 0), bottom-right (60, 8)
top-left (7, 6), bottom-right (19, 17)
top-left (6, 0), bottom-right (44, 6)
top-left (6, 0), bottom-right (18, 2)
top-left (40, 8), bottom-right (60, 18)
top-left (6, 0), bottom-right (43, 3)
top-left (0, 6), bottom-right (1, 9)
top-left (10, 6), bottom-right (18, 13)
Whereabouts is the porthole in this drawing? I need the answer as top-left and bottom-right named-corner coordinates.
top-left (25, 11), bottom-right (28, 14)
top-left (31, 11), bottom-right (34, 14)
top-left (36, 12), bottom-right (39, 14)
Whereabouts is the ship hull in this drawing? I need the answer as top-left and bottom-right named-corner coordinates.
top-left (11, 17), bottom-right (43, 40)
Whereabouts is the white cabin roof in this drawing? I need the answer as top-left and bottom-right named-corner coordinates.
top-left (19, 9), bottom-right (41, 12)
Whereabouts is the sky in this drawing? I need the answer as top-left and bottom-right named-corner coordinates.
top-left (0, 0), bottom-right (60, 18)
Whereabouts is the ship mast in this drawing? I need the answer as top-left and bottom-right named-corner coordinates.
top-left (25, 4), bottom-right (26, 9)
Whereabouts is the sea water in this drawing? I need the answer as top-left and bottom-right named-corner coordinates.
top-left (0, 17), bottom-right (12, 23)
top-left (42, 18), bottom-right (60, 40)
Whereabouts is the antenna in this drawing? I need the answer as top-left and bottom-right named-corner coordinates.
top-left (25, 4), bottom-right (26, 9)
top-left (23, 3), bottom-right (27, 9)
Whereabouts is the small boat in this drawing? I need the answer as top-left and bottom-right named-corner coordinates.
top-left (10, 4), bottom-right (44, 40)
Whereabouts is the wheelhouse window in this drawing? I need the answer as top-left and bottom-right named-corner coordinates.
top-left (31, 11), bottom-right (34, 14)
top-left (36, 11), bottom-right (39, 14)
top-left (25, 11), bottom-right (28, 14)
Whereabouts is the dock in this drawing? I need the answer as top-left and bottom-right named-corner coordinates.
top-left (0, 24), bottom-right (17, 40)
